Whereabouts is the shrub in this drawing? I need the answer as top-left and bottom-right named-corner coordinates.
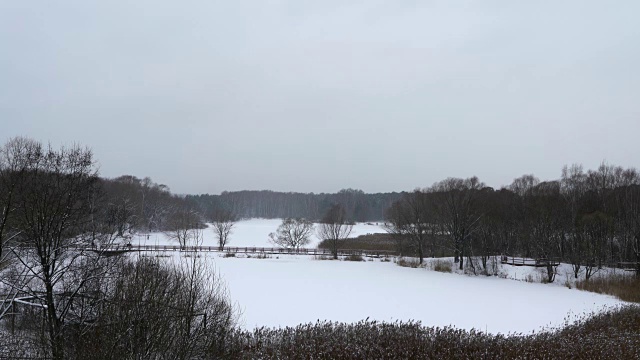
top-left (432, 259), bottom-right (452, 273)
top-left (69, 257), bottom-right (238, 359)
top-left (219, 306), bottom-right (640, 359)
top-left (344, 254), bottom-right (364, 262)
top-left (396, 257), bottom-right (424, 268)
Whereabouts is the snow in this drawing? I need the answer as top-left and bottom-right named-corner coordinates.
top-left (499, 259), bottom-right (634, 288)
top-left (132, 219), bottom-right (626, 335)
top-left (132, 218), bottom-right (386, 248)
top-left (157, 251), bottom-right (626, 335)
top-left (204, 255), bottom-right (623, 334)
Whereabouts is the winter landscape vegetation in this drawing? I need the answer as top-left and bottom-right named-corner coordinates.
top-left (0, 137), bottom-right (639, 359)
top-left (3, 1), bottom-right (640, 359)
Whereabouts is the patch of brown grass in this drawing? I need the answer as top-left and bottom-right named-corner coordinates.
top-left (343, 254), bottom-right (364, 262)
top-left (317, 233), bottom-right (401, 252)
top-left (577, 273), bottom-right (640, 303)
top-left (432, 259), bottom-right (452, 273)
top-left (396, 257), bottom-right (424, 268)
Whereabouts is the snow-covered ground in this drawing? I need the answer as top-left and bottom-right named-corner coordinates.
top-left (132, 218), bottom-right (386, 248)
top-left (131, 219), bottom-right (626, 334)
top-left (204, 254), bottom-right (623, 334)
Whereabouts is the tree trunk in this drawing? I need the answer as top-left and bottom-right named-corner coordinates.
top-left (546, 263), bottom-right (555, 283)
top-left (45, 280), bottom-right (64, 360)
top-left (636, 236), bottom-right (640, 277)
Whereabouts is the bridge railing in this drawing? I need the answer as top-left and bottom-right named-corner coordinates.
top-left (500, 255), bottom-right (561, 267)
top-left (95, 244), bottom-right (396, 258)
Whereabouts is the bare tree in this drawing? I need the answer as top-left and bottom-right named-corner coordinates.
top-left (165, 207), bottom-right (205, 249)
top-left (560, 164), bottom-right (586, 278)
top-left (508, 174), bottom-right (540, 258)
top-left (472, 188), bottom-right (513, 275)
top-left (211, 209), bottom-right (237, 251)
top-left (430, 177), bottom-right (485, 270)
top-left (269, 218), bottom-right (314, 251)
top-left (614, 170), bottom-right (640, 275)
top-left (0, 138), bottom-right (34, 325)
top-left (509, 174), bottom-right (540, 197)
top-left (317, 204), bottom-right (353, 259)
top-left (7, 142), bottom-right (108, 360)
top-left (577, 211), bottom-right (612, 279)
top-left (0, 137), bottom-right (41, 261)
top-left (527, 181), bottom-right (565, 283)
top-left (384, 191), bottom-right (434, 264)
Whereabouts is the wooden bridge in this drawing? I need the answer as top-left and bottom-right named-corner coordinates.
top-left (91, 244), bottom-right (397, 258)
top-left (616, 262), bottom-right (640, 272)
top-left (500, 256), bottom-right (560, 267)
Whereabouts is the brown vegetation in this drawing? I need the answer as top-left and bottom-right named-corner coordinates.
top-left (318, 233), bottom-right (402, 253)
top-left (396, 257), bottom-right (424, 269)
top-left (214, 305), bottom-right (640, 359)
top-left (432, 259), bottom-right (453, 273)
top-left (343, 254), bottom-right (364, 262)
top-left (577, 273), bottom-right (640, 303)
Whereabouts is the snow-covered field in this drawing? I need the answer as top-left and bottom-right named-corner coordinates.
top-left (134, 219), bottom-right (625, 335)
top-left (132, 218), bottom-right (385, 248)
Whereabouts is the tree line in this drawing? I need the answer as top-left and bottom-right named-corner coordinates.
top-left (384, 164), bottom-right (640, 281)
top-left (187, 189), bottom-right (402, 222)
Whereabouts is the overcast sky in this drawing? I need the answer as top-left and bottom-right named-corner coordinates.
top-left (1, 1), bottom-right (639, 194)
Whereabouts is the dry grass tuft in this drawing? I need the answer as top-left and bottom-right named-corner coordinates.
top-left (343, 254), bottom-right (365, 262)
top-left (396, 257), bottom-right (424, 268)
top-left (432, 259), bottom-right (453, 273)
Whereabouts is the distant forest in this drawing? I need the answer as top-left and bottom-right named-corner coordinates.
top-left (187, 189), bottom-right (402, 222)
top-left (191, 164), bottom-right (640, 279)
